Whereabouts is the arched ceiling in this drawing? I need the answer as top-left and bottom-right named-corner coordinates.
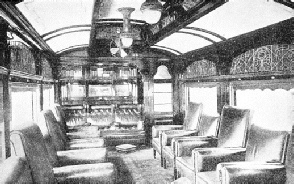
top-left (14, 0), bottom-right (293, 57)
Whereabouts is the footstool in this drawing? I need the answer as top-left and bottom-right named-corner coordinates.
top-left (100, 130), bottom-right (146, 146)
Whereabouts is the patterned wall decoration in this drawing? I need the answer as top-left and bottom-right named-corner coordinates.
top-left (42, 56), bottom-right (53, 79)
top-left (230, 44), bottom-right (294, 74)
top-left (9, 41), bottom-right (36, 75)
top-left (184, 59), bottom-right (217, 78)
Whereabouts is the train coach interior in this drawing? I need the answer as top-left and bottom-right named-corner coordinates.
top-left (0, 0), bottom-right (293, 183)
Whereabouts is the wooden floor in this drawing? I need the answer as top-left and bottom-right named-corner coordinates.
top-left (107, 146), bottom-right (174, 184)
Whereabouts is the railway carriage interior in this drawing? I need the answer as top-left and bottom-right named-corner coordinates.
top-left (0, 0), bottom-right (293, 183)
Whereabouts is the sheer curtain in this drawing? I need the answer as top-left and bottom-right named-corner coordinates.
top-left (188, 85), bottom-right (218, 115)
top-left (234, 81), bottom-right (294, 131)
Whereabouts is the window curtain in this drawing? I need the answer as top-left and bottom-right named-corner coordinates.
top-left (232, 80), bottom-right (294, 131)
top-left (187, 82), bottom-right (218, 115)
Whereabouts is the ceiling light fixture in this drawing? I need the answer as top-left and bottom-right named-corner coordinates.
top-left (118, 7), bottom-right (136, 48)
top-left (140, 0), bottom-right (163, 24)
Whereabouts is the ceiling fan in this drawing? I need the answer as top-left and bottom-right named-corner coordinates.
top-left (109, 7), bottom-right (135, 58)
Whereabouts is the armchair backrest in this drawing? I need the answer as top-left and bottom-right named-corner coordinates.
top-left (10, 122), bottom-right (55, 184)
top-left (217, 105), bottom-right (250, 148)
top-left (39, 109), bottom-right (67, 151)
top-left (183, 102), bottom-right (203, 130)
top-left (198, 114), bottom-right (220, 137)
top-left (51, 103), bottom-right (67, 134)
top-left (245, 125), bottom-right (289, 164)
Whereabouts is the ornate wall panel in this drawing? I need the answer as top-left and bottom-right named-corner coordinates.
top-left (184, 59), bottom-right (217, 78)
top-left (9, 41), bottom-right (36, 75)
top-left (42, 56), bottom-right (53, 79)
top-left (230, 45), bottom-right (294, 75)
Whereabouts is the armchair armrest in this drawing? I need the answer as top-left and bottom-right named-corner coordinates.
top-left (174, 136), bottom-right (218, 157)
top-left (193, 147), bottom-right (246, 172)
top-left (152, 125), bottom-right (183, 138)
top-left (217, 162), bottom-right (286, 184)
top-left (161, 130), bottom-right (199, 146)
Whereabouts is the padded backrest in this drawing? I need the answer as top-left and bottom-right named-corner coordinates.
top-left (40, 109), bottom-right (67, 151)
top-left (36, 112), bottom-right (60, 166)
top-left (52, 103), bottom-right (67, 134)
top-left (217, 105), bottom-right (250, 148)
top-left (41, 109), bottom-right (67, 151)
top-left (245, 125), bottom-right (289, 163)
top-left (198, 114), bottom-right (220, 136)
top-left (183, 102), bottom-right (203, 130)
top-left (10, 122), bottom-right (55, 183)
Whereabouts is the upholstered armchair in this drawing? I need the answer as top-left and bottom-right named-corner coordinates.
top-left (10, 122), bottom-right (116, 184)
top-left (151, 102), bottom-right (203, 165)
top-left (174, 105), bottom-right (251, 183)
top-left (194, 125), bottom-right (290, 184)
top-left (161, 114), bottom-right (219, 168)
top-left (40, 109), bottom-right (104, 150)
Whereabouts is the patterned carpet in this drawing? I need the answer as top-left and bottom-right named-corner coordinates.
top-left (107, 146), bottom-right (174, 184)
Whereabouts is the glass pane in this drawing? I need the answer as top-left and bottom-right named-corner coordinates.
top-left (154, 93), bottom-right (172, 105)
top-left (189, 86), bottom-right (218, 115)
top-left (88, 85), bottom-right (113, 97)
top-left (115, 84), bottom-right (130, 96)
top-left (154, 83), bottom-right (172, 92)
top-left (236, 88), bottom-right (294, 131)
top-left (11, 91), bottom-right (34, 128)
top-left (43, 85), bottom-right (54, 110)
top-left (69, 84), bottom-right (85, 98)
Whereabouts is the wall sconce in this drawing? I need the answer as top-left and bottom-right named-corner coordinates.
top-left (140, 0), bottom-right (163, 24)
top-left (118, 7), bottom-right (136, 48)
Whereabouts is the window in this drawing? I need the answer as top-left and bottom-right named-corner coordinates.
top-left (11, 84), bottom-right (40, 129)
top-left (43, 84), bottom-right (55, 110)
top-left (153, 83), bottom-right (172, 113)
top-left (233, 80), bottom-right (294, 131)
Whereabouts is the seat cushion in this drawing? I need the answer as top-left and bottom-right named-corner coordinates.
top-left (57, 148), bottom-right (107, 166)
top-left (67, 139), bottom-right (105, 150)
top-left (54, 163), bottom-right (116, 184)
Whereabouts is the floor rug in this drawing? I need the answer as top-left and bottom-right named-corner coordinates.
top-left (107, 146), bottom-right (174, 184)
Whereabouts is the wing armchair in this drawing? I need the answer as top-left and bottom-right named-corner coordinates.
top-left (194, 125), bottom-right (290, 184)
top-left (161, 114), bottom-right (219, 169)
top-left (174, 105), bottom-right (251, 183)
top-left (152, 102), bottom-right (203, 166)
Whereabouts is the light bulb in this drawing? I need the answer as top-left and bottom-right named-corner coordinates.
top-left (121, 37), bottom-right (133, 47)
